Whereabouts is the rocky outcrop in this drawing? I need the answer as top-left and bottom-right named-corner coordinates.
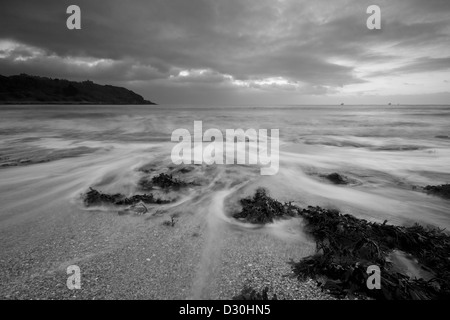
top-left (0, 74), bottom-right (156, 104)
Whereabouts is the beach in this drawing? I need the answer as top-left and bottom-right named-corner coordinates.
top-left (0, 104), bottom-right (449, 299)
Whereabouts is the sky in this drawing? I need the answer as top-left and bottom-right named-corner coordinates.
top-left (0, 0), bottom-right (449, 105)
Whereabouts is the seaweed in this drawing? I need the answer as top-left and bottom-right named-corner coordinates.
top-left (83, 187), bottom-right (171, 206)
top-left (152, 173), bottom-right (187, 190)
top-left (115, 194), bottom-right (170, 205)
top-left (232, 188), bottom-right (297, 224)
top-left (232, 286), bottom-right (278, 300)
top-left (423, 184), bottom-right (450, 199)
top-left (83, 187), bottom-right (123, 206)
top-left (139, 173), bottom-right (188, 191)
top-left (292, 206), bottom-right (450, 299)
top-left (233, 189), bottom-right (450, 299)
top-left (323, 173), bottom-right (348, 185)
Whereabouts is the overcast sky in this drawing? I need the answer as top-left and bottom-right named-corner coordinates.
top-left (1, 0), bottom-right (449, 105)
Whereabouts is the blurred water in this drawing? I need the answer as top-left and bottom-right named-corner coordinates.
top-left (0, 104), bottom-right (449, 230)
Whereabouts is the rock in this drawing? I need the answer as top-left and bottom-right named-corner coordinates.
top-left (151, 173), bottom-right (188, 190)
top-left (423, 184), bottom-right (450, 199)
top-left (232, 188), bottom-right (297, 224)
top-left (292, 205), bottom-right (450, 300)
top-left (138, 173), bottom-right (190, 191)
top-left (83, 187), bottom-right (171, 207)
top-left (0, 74), bottom-right (157, 105)
top-left (324, 173), bottom-right (348, 185)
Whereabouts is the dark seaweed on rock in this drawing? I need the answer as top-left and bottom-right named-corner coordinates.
top-left (292, 206), bottom-right (450, 299)
top-left (83, 188), bottom-right (123, 206)
top-left (139, 173), bottom-right (188, 191)
top-left (423, 184), bottom-right (450, 199)
top-left (233, 188), bottom-right (297, 224)
top-left (232, 286), bottom-right (278, 300)
top-left (152, 173), bottom-right (188, 190)
top-left (83, 187), bottom-right (170, 206)
top-left (232, 188), bottom-right (450, 299)
top-left (115, 194), bottom-right (170, 205)
top-left (324, 173), bottom-right (348, 185)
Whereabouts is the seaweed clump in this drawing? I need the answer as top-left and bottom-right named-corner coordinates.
top-left (233, 188), bottom-right (296, 224)
top-left (423, 184), bottom-right (450, 199)
top-left (139, 173), bottom-right (188, 191)
top-left (324, 173), bottom-right (348, 185)
top-left (83, 187), bottom-right (171, 206)
top-left (232, 286), bottom-right (278, 300)
top-left (292, 206), bottom-right (450, 299)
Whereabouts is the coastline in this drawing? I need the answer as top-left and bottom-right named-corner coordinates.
top-left (0, 101), bottom-right (157, 105)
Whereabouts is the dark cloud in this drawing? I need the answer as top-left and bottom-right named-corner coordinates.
top-left (0, 0), bottom-right (449, 104)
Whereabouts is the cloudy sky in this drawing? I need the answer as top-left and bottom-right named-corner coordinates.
top-left (1, 0), bottom-right (449, 105)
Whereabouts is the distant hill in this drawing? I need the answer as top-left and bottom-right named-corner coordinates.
top-left (0, 74), bottom-right (156, 105)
